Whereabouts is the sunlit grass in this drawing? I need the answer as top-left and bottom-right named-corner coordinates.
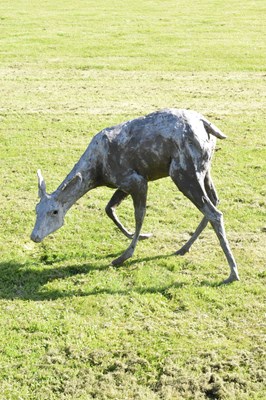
top-left (0, 0), bottom-right (265, 398)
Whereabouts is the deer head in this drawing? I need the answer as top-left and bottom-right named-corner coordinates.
top-left (31, 169), bottom-right (82, 242)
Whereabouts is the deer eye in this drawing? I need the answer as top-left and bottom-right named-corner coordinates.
top-left (52, 210), bottom-right (58, 215)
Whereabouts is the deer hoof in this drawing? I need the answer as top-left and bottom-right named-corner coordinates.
top-left (174, 246), bottom-right (190, 256)
top-left (126, 232), bottom-right (152, 240)
top-left (139, 233), bottom-right (153, 241)
top-left (112, 247), bottom-right (134, 266)
top-left (221, 273), bottom-right (240, 285)
top-left (111, 257), bottom-right (124, 267)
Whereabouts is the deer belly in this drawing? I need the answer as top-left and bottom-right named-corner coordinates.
top-left (123, 146), bottom-right (171, 181)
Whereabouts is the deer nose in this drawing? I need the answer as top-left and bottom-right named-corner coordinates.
top-left (30, 232), bottom-right (42, 243)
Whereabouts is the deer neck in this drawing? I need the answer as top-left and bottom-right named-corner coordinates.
top-left (55, 155), bottom-right (98, 212)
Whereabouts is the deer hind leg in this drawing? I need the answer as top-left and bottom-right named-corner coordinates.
top-left (105, 189), bottom-right (152, 240)
top-left (170, 166), bottom-right (239, 283)
top-left (175, 171), bottom-right (218, 255)
top-left (175, 217), bottom-right (208, 255)
top-left (112, 173), bottom-right (148, 266)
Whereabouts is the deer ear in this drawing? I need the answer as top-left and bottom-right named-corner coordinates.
top-left (37, 169), bottom-right (46, 198)
top-left (57, 173), bottom-right (82, 204)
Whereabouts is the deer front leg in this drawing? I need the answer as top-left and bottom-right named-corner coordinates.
top-left (105, 189), bottom-right (132, 238)
top-left (112, 174), bottom-right (148, 266)
top-left (106, 189), bottom-right (152, 240)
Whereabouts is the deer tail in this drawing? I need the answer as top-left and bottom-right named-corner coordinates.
top-left (201, 116), bottom-right (227, 139)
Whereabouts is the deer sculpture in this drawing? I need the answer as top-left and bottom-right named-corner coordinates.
top-left (31, 109), bottom-right (240, 283)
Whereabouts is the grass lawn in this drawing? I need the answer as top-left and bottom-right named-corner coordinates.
top-left (0, 0), bottom-right (265, 398)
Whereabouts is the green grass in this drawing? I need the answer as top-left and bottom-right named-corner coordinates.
top-left (0, 0), bottom-right (265, 399)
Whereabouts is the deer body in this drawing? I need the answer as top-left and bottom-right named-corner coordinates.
top-left (31, 109), bottom-right (239, 283)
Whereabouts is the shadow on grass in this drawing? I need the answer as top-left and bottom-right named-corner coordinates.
top-left (0, 259), bottom-right (108, 301)
top-left (0, 251), bottom-right (221, 301)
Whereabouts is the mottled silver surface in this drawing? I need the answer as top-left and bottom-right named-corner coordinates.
top-left (31, 109), bottom-right (239, 283)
